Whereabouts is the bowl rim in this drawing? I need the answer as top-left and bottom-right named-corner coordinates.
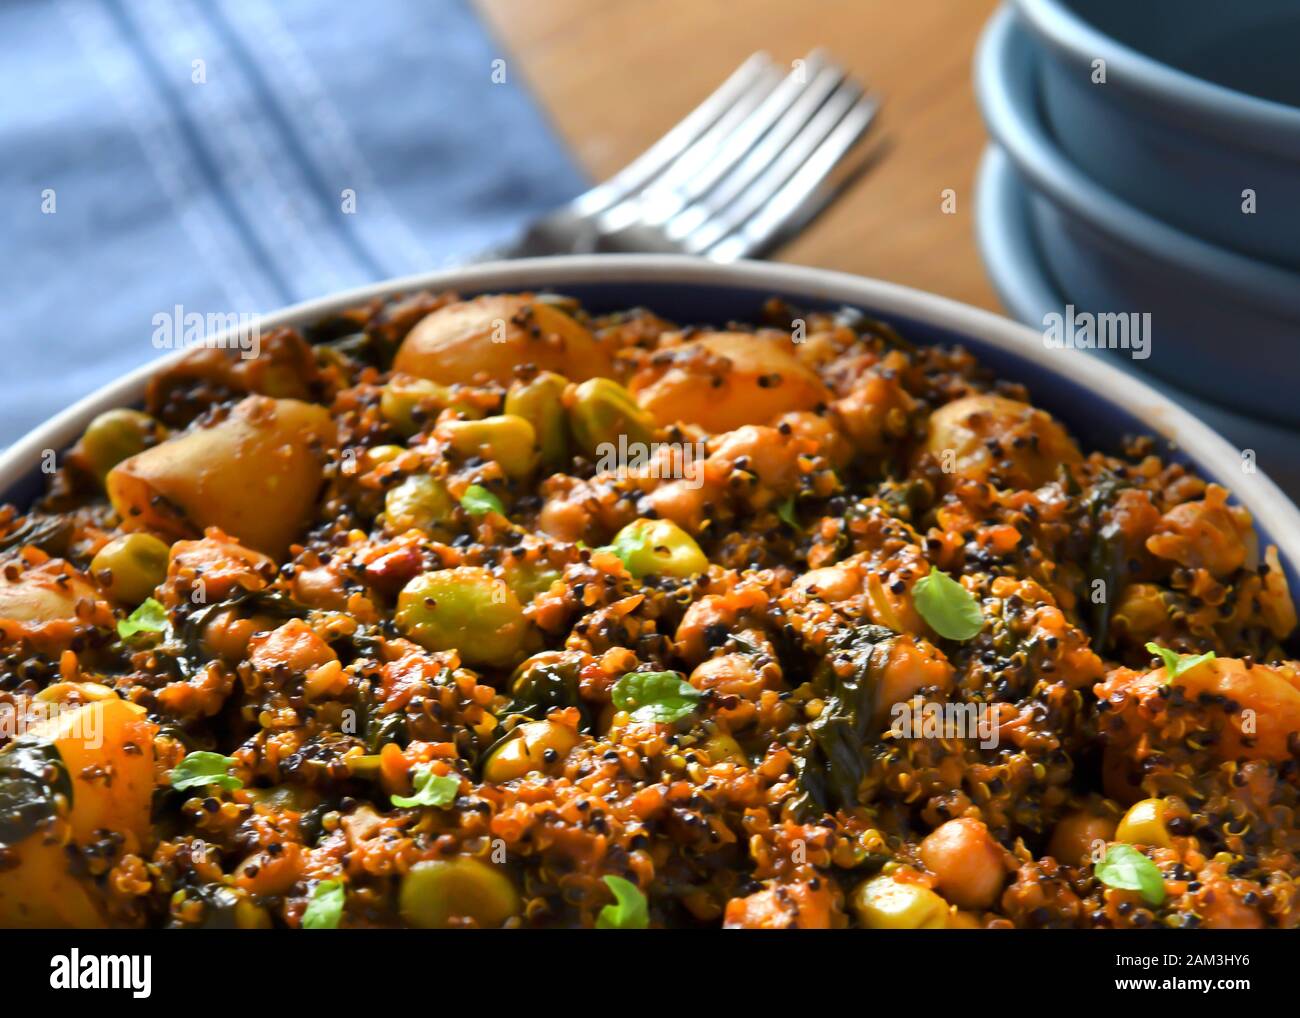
top-left (3, 253), bottom-right (1299, 574)
top-left (976, 6), bottom-right (1300, 317)
top-left (1011, 0), bottom-right (1300, 155)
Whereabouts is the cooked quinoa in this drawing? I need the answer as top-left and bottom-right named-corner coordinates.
top-left (0, 290), bottom-right (1296, 929)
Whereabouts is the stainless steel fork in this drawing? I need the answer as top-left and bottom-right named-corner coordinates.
top-left (484, 51), bottom-right (882, 262)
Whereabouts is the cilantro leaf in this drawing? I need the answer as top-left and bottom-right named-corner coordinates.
top-left (913, 566), bottom-right (985, 641)
top-left (302, 880), bottom-right (345, 929)
top-left (596, 875), bottom-right (649, 929)
top-left (170, 751), bottom-right (242, 792)
top-left (117, 597), bottom-right (168, 640)
top-left (1095, 844), bottom-right (1165, 905)
top-left (1145, 642), bottom-right (1217, 682)
top-left (460, 484), bottom-right (504, 517)
top-left (391, 764), bottom-right (460, 809)
top-left (610, 671), bottom-right (701, 724)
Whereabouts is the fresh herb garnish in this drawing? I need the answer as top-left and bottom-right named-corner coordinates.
top-left (460, 484), bottom-right (504, 517)
top-left (610, 671), bottom-right (702, 724)
top-left (117, 597), bottom-right (168, 640)
top-left (1094, 844), bottom-right (1165, 905)
top-left (390, 764), bottom-right (459, 809)
top-left (1145, 642), bottom-right (1216, 682)
top-left (596, 875), bottom-right (649, 929)
top-left (913, 567), bottom-right (984, 641)
top-left (777, 496), bottom-right (799, 530)
top-left (170, 751), bottom-right (242, 792)
top-left (302, 879), bottom-right (345, 929)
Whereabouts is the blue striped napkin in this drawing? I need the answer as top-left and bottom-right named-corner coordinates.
top-left (0, 0), bottom-right (586, 446)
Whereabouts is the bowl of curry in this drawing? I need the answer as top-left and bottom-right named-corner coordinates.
top-left (0, 255), bottom-right (1296, 929)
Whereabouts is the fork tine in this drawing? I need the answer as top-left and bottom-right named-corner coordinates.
top-left (678, 79), bottom-right (867, 254)
top-left (664, 60), bottom-right (846, 243)
top-left (567, 52), bottom-right (777, 220)
top-left (702, 90), bottom-right (881, 261)
top-left (597, 61), bottom-right (785, 234)
top-left (632, 51), bottom-right (832, 228)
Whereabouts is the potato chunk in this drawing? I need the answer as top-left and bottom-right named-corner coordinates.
top-left (0, 560), bottom-right (114, 651)
top-left (630, 332), bottom-right (830, 433)
top-left (394, 294), bottom-right (611, 386)
top-left (0, 696), bottom-right (157, 927)
top-left (107, 395), bottom-right (333, 557)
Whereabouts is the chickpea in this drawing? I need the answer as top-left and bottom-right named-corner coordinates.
top-left (90, 533), bottom-right (170, 605)
top-left (384, 473), bottom-right (453, 533)
top-left (481, 719), bottom-right (580, 782)
top-left (399, 857), bottom-right (520, 929)
top-left (919, 818), bottom-right (1007, 910)
top-left (80, 408), bottom-right (165, 483)
top-left (1048, 810), bottom-right (1117, 866)
top-left (1116, 798), bottom-right (1172, 848)
top-left (395, 567), bottom-right (527, 668)
top-left (629, 331), bottom-right (830, 433)
top-left (505, 372), bottom-right (570, 470)
top-left (610, 518), bottom-right (708, 579)
top-left (921, 393), bottom-right (1080, 490)
top-left (565, 377), bottom-right (656, 458)
top-left (851, 874), bottom-right (948, 929)
top-left (438, 415), bottom-right (539, 481)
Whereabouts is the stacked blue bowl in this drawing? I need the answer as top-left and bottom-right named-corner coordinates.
top-left (973, 0), bottom-right (1300, 498)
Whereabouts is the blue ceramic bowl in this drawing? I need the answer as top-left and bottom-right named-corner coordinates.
top-left (1013, 0), bottom-right (1300, 269)
top-left (975, 143), bottom-right (1300, 501)
top-left (976, 6), bottom-right (1300, 427)
top-left (3, 255), bottom-right (1299, 593)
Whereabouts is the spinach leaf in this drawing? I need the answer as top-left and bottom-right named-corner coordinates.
top-left (0, 740), bottom-right (72, 845)
top-left (792, 625), bottom-right (894, 818)
top-left (1082, 472), bottom-right (1131, 653)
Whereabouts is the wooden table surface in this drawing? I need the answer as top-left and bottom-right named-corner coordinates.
top-left (476, 0), bottom-right (1002, 312)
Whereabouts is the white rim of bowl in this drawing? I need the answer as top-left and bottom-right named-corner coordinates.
top-left (976, 6), bottom-right (1300, 317)
top-left (1012, 0), bottom-right (1300, 157)
top-left (4, 254), bottom-right (1298, 571)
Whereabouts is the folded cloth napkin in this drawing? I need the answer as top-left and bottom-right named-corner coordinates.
top-left (0, 0), bottom-right (586, 447)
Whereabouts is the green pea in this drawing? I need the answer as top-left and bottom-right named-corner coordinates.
top-left (504, 372), bottom-right (569, 470)
top-left (90, 532), bottom-right (171, 604)
top-left (440, 414), bottom-right (538, 481)
top-left (609, 518), bottom-right (708, 578)
top-left (384, 473), bottom-right (453, 533)
top-left (81, 409), bottom-right (166, 483)
top-left (395, 567), bottom-right (527, 668)
top-left (502, 555), bottom-right (561, 604)
top-left (399, 858), bottom-right (519, 929)
top-left (566, 378), bottom-right (655, 458)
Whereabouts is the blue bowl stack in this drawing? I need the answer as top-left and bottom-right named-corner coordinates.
top-left (974, 0), bottom-right (1300, 498)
